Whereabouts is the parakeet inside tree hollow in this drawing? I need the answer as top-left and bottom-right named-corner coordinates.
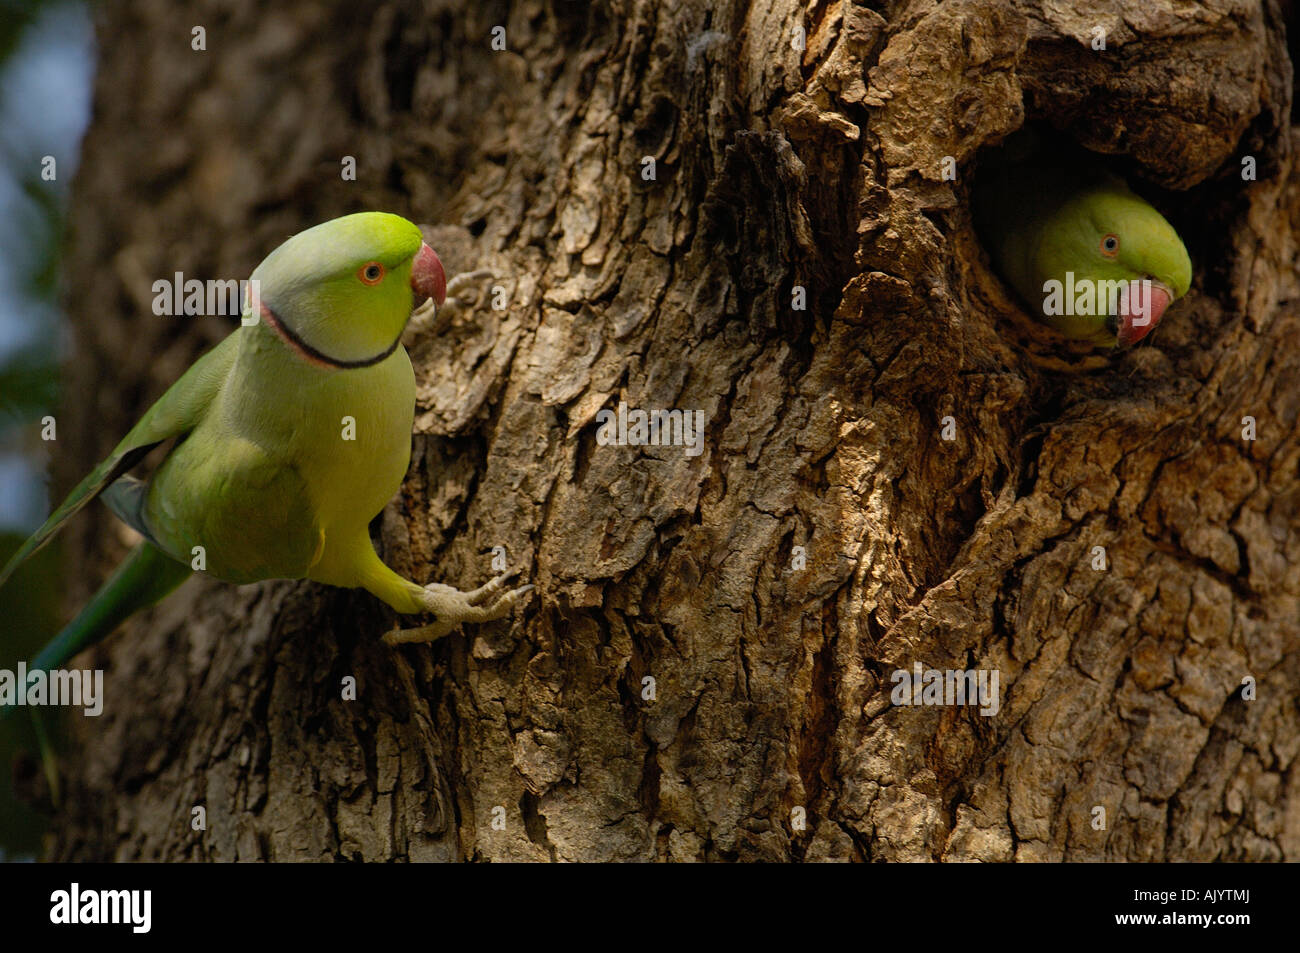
top-left (973, 133), bottom-right (1193, 347)
top-left (0, 211), bottom-right (533, 689)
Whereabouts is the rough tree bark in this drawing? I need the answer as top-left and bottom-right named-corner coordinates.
top-left (43, 0), bottom-right (1299, 860)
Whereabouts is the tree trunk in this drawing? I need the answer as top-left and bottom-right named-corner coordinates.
top-left (48, 0), bottom-right (1300, 861)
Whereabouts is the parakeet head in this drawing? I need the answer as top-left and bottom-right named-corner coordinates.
top-left (248, 211), bottom-right (446, 368)
top-left (1040, 185), bottom-right (1192, 346)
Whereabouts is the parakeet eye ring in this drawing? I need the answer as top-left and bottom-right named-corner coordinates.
top-left (359, 262), bottom-right (385, 284)
top-left (1100, 234), bottom-right (1120, 258)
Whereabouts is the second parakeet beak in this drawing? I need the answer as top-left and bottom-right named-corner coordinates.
top-left (411, 242), bottom-right (447, 308)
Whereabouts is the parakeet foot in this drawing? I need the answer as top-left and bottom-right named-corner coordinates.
top-left (383, 573), bottom-right (534, 645)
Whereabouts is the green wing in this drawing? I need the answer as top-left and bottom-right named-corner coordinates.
top-left (0, 333), bottom-right (237, 590)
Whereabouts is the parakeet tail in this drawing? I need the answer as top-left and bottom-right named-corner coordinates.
top-left (23, 542), bottom-right (190, 682)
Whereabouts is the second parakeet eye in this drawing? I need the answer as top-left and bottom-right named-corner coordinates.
top-left (359, 262), bottom-right (385, 284)
top-left (1100, 234), bottom-right (1120, 258)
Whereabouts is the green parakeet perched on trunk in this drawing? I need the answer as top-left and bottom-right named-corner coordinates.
top-left (1, 212), bottom-right (533, 690)
top-left (974, 137), bottom-right (1193, 347)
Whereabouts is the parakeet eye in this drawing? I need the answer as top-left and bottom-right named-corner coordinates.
top-left (358, 262), bottom-right (385, 285)
top-left (1100, 234), bottom-right (1120, 258)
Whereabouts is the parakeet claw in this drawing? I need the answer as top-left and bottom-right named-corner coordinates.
top-left (459, 567), bottom-right (522, 604)
top-left (444, 268), bottom-right (493, 301)
top-left (383, 572), bottom-right (535, 645)
top-left (409, 269), bottom-right (497, 337)
top-left (410, 297), bottom-right (437, 323)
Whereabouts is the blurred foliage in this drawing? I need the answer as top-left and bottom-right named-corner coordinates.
top-left (0, 346), bottom-right (58, 426)
top-left (20, 168), bottom-right (66, 301)
top-left (0, 532), bottom-right (60, 860)
top-left (0, 0), bottom-right (86, 861)
top-left (0, 1), bottom-right (41, 65)
top-left (0, 167), bottom-right (63, 429)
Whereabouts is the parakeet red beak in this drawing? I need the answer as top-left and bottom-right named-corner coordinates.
top-left (411, 242), bottom-right (446, 309)
top-left (1115, 279), bottom-right (1173, 346)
